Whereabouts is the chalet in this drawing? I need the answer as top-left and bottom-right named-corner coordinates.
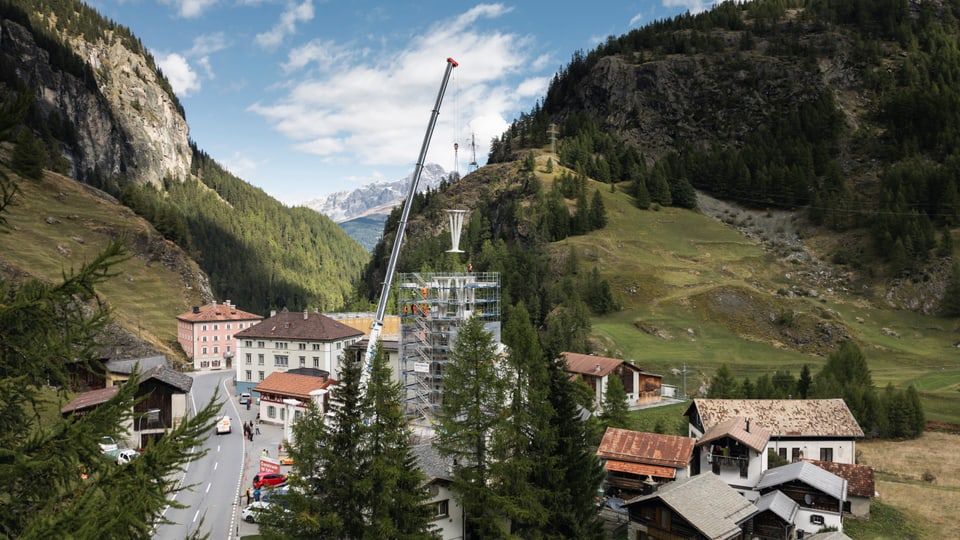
top-left (103, 355), bottom-right (168, 386)
top-left (695, 416), bottom-right (772, 489)
top-left (752, 490), bottom-right (799, 540)
top-left (235, 309), bottom-right (363, 396)
top-left (803, 459), bottom-right (875, 518)
top-left (252, 371), bottom-right (337, 428)
top-left (685, 399), bottom-right (864, 467)
top-left (597, 427), bottom-right (695, 498)
top-left (176, 300), bottom-right (263, 371)
top-left (623, 472), bottom-right (758, 540)
top-left (61, 365), bottom-right (192, 449)
top-left (562, 352), bottom-right (662, 411)
top-left (411, 443), bottom-right (464, 540)
top-left (756, 461), bottom-right (847, 536)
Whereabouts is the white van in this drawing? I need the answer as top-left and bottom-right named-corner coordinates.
top-left (239, 393), bottom-right (252, 405)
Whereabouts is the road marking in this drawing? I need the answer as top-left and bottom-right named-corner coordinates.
top-left (206, 482), bottom-right (212, 494)
top-left (214, 462), bottom-right (219, 471)
top-left (193, 509), bottom-right (200, 523)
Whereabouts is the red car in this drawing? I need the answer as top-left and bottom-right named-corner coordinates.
top-left (253, 473), bottom-right (286, 489)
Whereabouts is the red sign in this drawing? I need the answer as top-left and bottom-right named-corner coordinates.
top-left (260, 456), bottom-right (280, 474)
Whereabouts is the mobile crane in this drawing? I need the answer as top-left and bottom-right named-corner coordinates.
top-left (360, 57), bottom-right (458, 385)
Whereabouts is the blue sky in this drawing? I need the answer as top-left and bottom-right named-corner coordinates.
top-left (88, 1), bottom-right (713, 204)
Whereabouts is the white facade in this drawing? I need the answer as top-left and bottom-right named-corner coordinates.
top-left (426, 481), bottom-right (464, 540)
top-left (796, 505), bottom-right (843, 536)
top-left (767, 438), bottom-right (856, 465)
top-left (699, 445), bottom-right (768, 490)
top-left (236, 336), bottom-right (359, 395)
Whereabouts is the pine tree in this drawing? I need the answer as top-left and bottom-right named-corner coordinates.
top-left (599, 374), bottom-right (630, 429)
top-left (589, 188), bottom-right (607, 229)
top-left (708, 364), bottom-right (739, 398)
top-left (798, 364), bottom-right (812, 398)
top-left (0, 239), bottom-right (222, 538)
top-left (11, 128), bottom-right (47, 180)
top-left (435, 316), bottom-right (510, 539)
top-left (364, 342), bottom-right (438, 540)
top-left (940, 263), bottom-right (960, 317)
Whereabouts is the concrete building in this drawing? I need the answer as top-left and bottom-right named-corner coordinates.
top-left (176, 301), bottom-right (262, 371)
top-left (234, 309), bottom-right (363, 396)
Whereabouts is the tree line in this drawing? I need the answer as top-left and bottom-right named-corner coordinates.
top-left (707, 341), bottom-right (925, 439)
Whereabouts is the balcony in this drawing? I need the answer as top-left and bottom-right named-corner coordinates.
top-left (709, 452), bottom-right (749, 478)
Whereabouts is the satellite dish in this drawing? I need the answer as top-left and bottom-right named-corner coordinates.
top-left (804, 494), bottom-right (813, 505)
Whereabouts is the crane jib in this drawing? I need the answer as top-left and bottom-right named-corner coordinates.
top-left (362, 58), bottom-right (458, 377)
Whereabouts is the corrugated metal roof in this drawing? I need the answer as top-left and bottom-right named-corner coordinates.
top-left (597, 427), bottom-right (695, 469)
top-left (756, 461), bottom-right (847, 501)
top-left (236, 310), bottom-right (364, 342)
top-left (61, 386), bottom-right (119, 414)
top-left (804, 459), bottom-right (875, 498)
top-left (604, 459), bottom-right (676, 479)
top-left (625, 473), bottom-right (757, 540)
top-left (756, 490), bottom-right (799, 523)
top-left (688, 399), bottom-right (864, 437)
top-left (696, 416), bottom-right (771, 453)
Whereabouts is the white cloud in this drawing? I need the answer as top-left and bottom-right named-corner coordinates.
top-left (161, 0), bottom-right (219, 19)
top-left (256, 0), bottom-right (315, 49)
top-left (222, 152), bottom-right (262, 179)
top-left (188, 32), bottom-right (228, 57)
top-left (249, 2), bottom-right (535, 173)
top-left (157, 53), bottom-right (201, 96)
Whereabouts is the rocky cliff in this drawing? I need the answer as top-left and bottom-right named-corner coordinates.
top-left (0, 13), bottom-right (191, 187)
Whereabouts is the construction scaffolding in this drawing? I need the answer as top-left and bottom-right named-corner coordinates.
top-left (398, 271), bottom-right (500, 424)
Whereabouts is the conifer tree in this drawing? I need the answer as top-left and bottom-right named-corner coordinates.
top-left (589, 188), bottom-right (607, 229)
top-left (0, 238), bottom-right (222, 538)
top-left (435, 316), bottom-right (510, 539)
top-left (708, 364), bottom-right (739, 398)
top-left (11, 128), bottom-right (47, 180)
top-left (797, 364), bottom-right (812, 398)
top-left (940, 262), bottom-right (960, 317)
top-left (599, 374), bottom-right (630, 429)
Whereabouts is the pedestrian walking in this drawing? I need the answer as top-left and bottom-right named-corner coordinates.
top-left (255, 424), bottom-right (260, 435)
top-left (245, 487), bottom-right (252, 504)
top-left (253, 487), bottom-right (261, 502)
top-left (261, 449), bottom-right (268, 457)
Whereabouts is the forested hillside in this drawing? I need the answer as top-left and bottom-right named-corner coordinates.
top-left (0, 0), bottom-right (369, 315)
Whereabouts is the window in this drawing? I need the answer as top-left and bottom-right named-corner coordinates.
top-left (258, 354), bottom-right (265, 365)
top-left (213, 335), bottom-right (219, 341)
top-left (820, 447), bottom-right (833, 462)
top-left (239, 323), bottom-right (244, 329)
top-left (245, 353), bottom-right (252, 365)
top-left (267, 406), bottom-right (276, 419)
top-left (226, 334), bottom-right (231, 341)
top-left (226, 323), bottom-right (232, 330)
top-left (276, 342), bottom-right (288, 349)
top-left (810, 514), bottom-right (825, 525)
top-left (299, 343), bottom-right (306, 350)
top-left (202, 324), bottom-right (207, 331)
top-left (200, 360), bottom-right (209, 368)
top-left (792, 448), bottom-right (801, 462)
top-left (313, 357), bottom-right (320, 368)
top-left (280, 408), bottom-right (285, 421)
top-left (245, 340), bottom-right (252, 347)
top-left (245, 370), bottom-right (252, 381)
top-left (778, 448), bottom-right (787, 460)
top-left (227, 345), bottom-right (231, 353)
top-left (336, 342), bottom-right (341, 350)
top-left (213, 346), bottom-right (219, 354)
top-left (299, 356), bottom-right (306, 367)
top-left (312, 343), bottom-right (320, 351)
top-left (202, 336), bottom-right (207, 343)
top-left (213, 324), bottom-right (219, 331)
top-left (275, 355), bottom-right (289, 367)
top-left (657, 508), bottom-right (670, 528)
top-left (433, 499), bottom-right (449, 519)
top-left (258, 371), bottom-right (265, 381)
top-left (257, 341), bottom-right (265, 348)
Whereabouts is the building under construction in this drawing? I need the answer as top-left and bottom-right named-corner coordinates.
top-left (397, 271), bottom-right (500, 423)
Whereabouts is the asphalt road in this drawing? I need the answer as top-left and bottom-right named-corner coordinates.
top-left (152, 371), bottom-right (245, 540)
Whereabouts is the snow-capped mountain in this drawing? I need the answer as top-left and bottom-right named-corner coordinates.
top-left (304, 163), bottom-right (449, 223)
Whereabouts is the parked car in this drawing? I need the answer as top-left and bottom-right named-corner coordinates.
top-left (252, 473), bottom-right (287, 489)
top-left (278, 453), bottom-right (294, 466)
top-left (239, 393), bottom-right (251, 405)
top-left (99, 436), bottom-right (118, 453)
top-left (260, 485), bottom-right (288, 504)
top-left (216, 416), bottom-right (232, 434)
top-left (115, 448), bottom-right (140, 465)
top-left (241, 501), bottom-right (271, 523)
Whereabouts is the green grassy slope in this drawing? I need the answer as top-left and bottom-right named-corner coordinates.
top-left (540, 159), bottom-right (960, 425)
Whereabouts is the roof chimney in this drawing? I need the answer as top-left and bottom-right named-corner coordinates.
top-left (595, 363), bottom-right (601, 373)
top-left (225, 300), bottom-right (232, 307)
top-left (212, 300), bottom-right (217, 306)
top-left (192, 306), bottom-right (199, 314)
top-left (304, 310), bottom-right (308, 320)
top-left (270, 310), bottom-right (277, 318)
top-left (642, 475), bottom-right (658, 495)
top-left (746, 418), bottom-right (751, 432)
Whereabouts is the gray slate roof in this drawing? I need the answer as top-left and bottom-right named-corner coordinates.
top-left (410, 443), bottom-right (452, 482)
top-left (104, 355), bottom-right (168, 375)
top-left (756, 461), bottom-right (847, 501)
top-left (625, 472), bottom-right (757, 540)
top-left (143, 365), bottom-right (193, 393)
top-left (755, 490), bottom-right (799, 523)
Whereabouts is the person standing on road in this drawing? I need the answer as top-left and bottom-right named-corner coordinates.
top-left (253, 487), bottom-right (261, 502)
top-left (245, 487), bottom-right (252, 504)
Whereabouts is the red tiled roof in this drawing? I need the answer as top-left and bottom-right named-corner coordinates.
top-left (604, 459), bottom-right (677, 479)
top-left (804, 459), bottom-right (876, 498)
top-left (252, 372), bottom-right (337, 400)
top-left (61, 386), bottom-right (119, 414)
top-left (597, 427), bottom-right (695, 469)
top-left (235, 310), bottom-right (364, 341)
top-left (176, 301), bottom-right (262, 323)
top-left (697, 416), bottom-right (772, 453)
top-left (563, 352), bottom-right (638, 377)
top-left (687, 399), bottom-right (865, 438)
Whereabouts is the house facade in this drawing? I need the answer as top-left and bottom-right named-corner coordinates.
top-left (694, 416), bottom-right (771, 490)
top-left (411, 443), bottom-right (465, 540)
top-left (235, 310), bottom-right (364, 396)
top-left (803, 459), bottom-right (875, 518)
top-left (597, 427), bottom-right (695, 498)
top-left (176, 300), bottom-right (262, 372)
top-left (685, 399), bottom-right (864, 467)
top-left (562, 352), bottom-right (662, 411)
top-left (756, 461), bottom-right (848, 536)
top-left (251, 371), bottom-right (337, 428)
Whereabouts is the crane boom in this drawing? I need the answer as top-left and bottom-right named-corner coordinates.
top-left (362, 57), bottom-right (458, 381)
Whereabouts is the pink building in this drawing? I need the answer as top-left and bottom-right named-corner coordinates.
top-left (176, 300), bottom-right (262, 371)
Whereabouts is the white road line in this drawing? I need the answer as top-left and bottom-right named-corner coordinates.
top-left (193, 509), bottom-right (200, 523)
top-left (214, 462), bottom-right (219, 470)
top-left (206, 482), bottom-right (212, 493)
